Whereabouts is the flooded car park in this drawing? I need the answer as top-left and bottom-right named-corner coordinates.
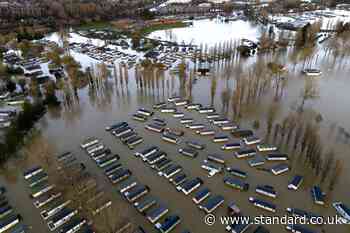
top-left (17, 93), bottom-right (346, 233)
top-left (1, 11), bottom-right (350, 233)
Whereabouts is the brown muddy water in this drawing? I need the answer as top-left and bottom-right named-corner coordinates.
top-left (2, 66), bottom-right (350, 233)
top-left (2, 38), bottom-right (350, 233)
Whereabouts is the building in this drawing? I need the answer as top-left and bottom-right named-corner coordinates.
top-left (0, 1), bottom-right (45, 19)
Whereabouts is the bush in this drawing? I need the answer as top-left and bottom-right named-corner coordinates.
top-left (6, 66), bottom-right (24, 75)
top-left (139, 9), bottom-right (155, 20)
top-left (6, 80), bottom-right (16, 93)
top-left (253, 120), bottom-right (260, 130)
top-left (237, 45), bottom-right (251, 57)
top-left (44, 93), bottom-right (61, 107)
top-left (17, 30), bottom-right (45, 42)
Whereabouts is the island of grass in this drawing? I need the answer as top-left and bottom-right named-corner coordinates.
top-left (76, 19), bottom-right (189, 40)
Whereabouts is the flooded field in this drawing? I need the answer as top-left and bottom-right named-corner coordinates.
top-left (148, 19), bottom-right (261, 45)
top-left (2, 18), bottom-right (350, 233)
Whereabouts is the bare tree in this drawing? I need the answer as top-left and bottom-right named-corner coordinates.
top-left (320, 150), bottom-right (335, 184)
top-left (285, 114), bottom-right (297, 146)
top-left (93, 202), bottom-right (134, 233)
top-left (328, 159), bottom-right (343, 191)
top-left (22, 134), bottom-right (56, 169)
top-left (293, 121), bottom-right (304, 150)
top-left (266, 103), bottom-right (279, 136)
top-left (267, 62), bottom-right (287, 100)
top-left (300, 78), bottom-right (319, 111)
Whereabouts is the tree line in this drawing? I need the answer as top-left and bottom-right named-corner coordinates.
top-left (0, 101), bottom-right (46, 165)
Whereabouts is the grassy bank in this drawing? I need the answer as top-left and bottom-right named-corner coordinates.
top-left (77, 21), bottom-right (113, 30)
top-left (140, 22), bottom-right (188, 36)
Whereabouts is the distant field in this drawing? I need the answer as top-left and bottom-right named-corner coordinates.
top-left (140, 22), bottom-right (188, 36)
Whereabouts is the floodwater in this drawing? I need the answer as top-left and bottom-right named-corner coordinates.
top-left (2, 19), bottom-right (350, 233)
top-left (148, 19), bottom-right (262, 45)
